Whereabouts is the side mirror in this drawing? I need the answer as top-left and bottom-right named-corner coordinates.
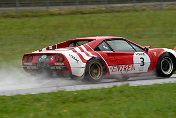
top-left (145, 46), bottom-right (151, 49)
top-left (144, 47), bottom-right (149, 53)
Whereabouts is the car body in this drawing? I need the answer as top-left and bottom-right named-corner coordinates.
top-left (22, 36), bottom-right (176, 82)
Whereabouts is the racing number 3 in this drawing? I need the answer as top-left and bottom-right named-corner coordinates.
top-left (140, 57), bottom-right (145, 66)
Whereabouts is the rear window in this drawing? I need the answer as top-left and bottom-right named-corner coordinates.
top-left (68, 40), bottom-right (94, 47)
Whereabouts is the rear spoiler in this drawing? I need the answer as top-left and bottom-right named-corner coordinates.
top-left (174, 46), bottom-right (176, 51)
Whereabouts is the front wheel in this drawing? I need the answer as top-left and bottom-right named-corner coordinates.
top-left (156, 54), bottom-right (175, 78)
top-left (83, 58), bottom-right (106, 82)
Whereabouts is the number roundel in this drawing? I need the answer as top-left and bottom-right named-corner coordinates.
top-left (133, 52), bottom-right (151, 73)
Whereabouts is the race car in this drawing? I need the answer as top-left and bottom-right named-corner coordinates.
top-left (22, 36), bottom-right (176, 82)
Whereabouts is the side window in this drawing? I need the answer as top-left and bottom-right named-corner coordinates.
top-left (130, 43), bottom-right (144, 52)
top-left (94, 41), bottom-right (111, 51)
top-left (106, 39), bottom-right (135, 52)
top-left (69, 42), bottom-right (76, 47)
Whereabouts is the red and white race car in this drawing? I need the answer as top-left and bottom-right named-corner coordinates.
top-left (22, 36), bottom-right (176, 82)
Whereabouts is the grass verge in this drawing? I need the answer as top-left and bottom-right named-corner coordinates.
top-left (0, 9), bottom-right (176, 117)
top-left (0, 84), bottom-right (176, 118)
top-left (0, 8), bottom-right (147, 18)
top-left (0, 10), bottom-right (176, 67)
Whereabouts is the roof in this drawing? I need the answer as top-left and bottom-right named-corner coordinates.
top-left (74, 36), bottom-right (124, 40)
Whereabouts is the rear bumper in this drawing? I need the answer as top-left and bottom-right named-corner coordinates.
top-left (23, 63), bottom-right (69, 73)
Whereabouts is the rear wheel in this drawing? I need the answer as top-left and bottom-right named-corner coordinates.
top-left (156, 53), bottom-right (175, 77)
top-left (83, 58), bottom-right (106, 82)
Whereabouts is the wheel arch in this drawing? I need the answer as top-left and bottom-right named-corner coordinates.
top-left (157, 52), bottom-right (176, 71)
top-left (86, 56), bottom-right (108, 75)
top-left (81, 56), bottom-right (108, 82)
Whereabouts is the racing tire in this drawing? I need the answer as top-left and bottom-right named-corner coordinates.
top-left (83, 58), bottom-right (106, 82)
top-left (156, 53), bottom-right (175, 78)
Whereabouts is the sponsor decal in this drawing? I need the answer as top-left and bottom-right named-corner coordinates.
top-left (69, 54), bottom-right (79, 63)
top-left (110, 64), bottom-right (135, 73)
top-left (138, 66), bottom-right (144, 71)
top-left (135, 52), bottom-right (145, 55)
top-left (54, 63), bottom-right (64, 65)
top-left (39, 55), bottom-right (48, 62)
top-left (51, 56), bottom-right (54, 60)
top-left (24, 63), bottom-right (33, 65)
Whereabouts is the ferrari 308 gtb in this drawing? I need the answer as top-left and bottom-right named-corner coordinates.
top-left (22, 36), bottom-right (176, 82)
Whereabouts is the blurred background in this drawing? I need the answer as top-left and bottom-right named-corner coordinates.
top-left (0, 0), bottom-right (176, 14)
top-left (0, 0), bottom-right (176, 67)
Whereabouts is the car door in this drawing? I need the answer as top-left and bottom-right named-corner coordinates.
top-left (105, 39), bottom-right (151, 75)
top-left (94, 41), bottom-right (117, 66)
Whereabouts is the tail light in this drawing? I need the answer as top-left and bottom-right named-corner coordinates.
top-left (55, 54), bottom-right (64, 62)
top-left (23, 55), bottom-right (33, 62)
top-left (28, 55), bottom-right (33, 62)
top-left (23, 55), bottom-right (28, 62)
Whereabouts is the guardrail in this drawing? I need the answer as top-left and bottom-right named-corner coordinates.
top-left (0, 0), bottom-right (176, 14)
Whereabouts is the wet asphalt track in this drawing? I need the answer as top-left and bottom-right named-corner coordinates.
top-left (0, 74), bottom-right (176, 96)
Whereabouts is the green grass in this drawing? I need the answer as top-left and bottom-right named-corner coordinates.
top-left (0, 84), bottom-right (176, 118)
top-left (0, 10), bottom-right (176, 67)
top-left (0, 8), bottom-right (147, 18)
top-left (0, 10), bottom-right (176, 117)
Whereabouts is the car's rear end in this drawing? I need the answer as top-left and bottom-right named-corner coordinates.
top-left (22, 53), bottom-right (71, 75)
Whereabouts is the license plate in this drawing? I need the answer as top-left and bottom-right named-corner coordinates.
top-left (36, 63), bottom-right (50, 68)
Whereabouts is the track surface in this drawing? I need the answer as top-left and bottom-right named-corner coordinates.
top-left (0, 74), bottom-right (176, 96)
